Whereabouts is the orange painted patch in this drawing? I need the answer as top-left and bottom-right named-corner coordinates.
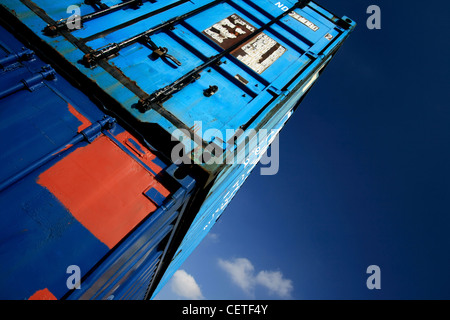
top-left (29, 288), bottom-right (57, 300)
top-left (68, 103), bottom-right (91, 132)
top-left (38, 135), bottom-right (170, 249)
top-left (115, 131), bottom-right (165, 175)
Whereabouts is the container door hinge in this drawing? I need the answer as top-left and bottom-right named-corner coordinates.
top-left (23, 66), bottom-right (57, 91)
top-left (142, 35), bottom-right (182, 68)
top-left (0, 65), bottom-right (56, 100)
top-left (0, 48), bottom-right (35, 71)
top-left (137, 72), bottom-right (201, 112)
top-left (81, 116), bottom-right (116, 143)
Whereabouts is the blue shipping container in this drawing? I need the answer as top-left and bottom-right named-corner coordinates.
top-left (0, 24), bottom-right (195, 300)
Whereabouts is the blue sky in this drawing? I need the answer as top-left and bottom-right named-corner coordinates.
top-left (155, 0), bottom-right (450, 300)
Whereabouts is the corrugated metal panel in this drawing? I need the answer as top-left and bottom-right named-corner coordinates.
top-left (0, 0), bottom-right (355, 299)
top-left (0, 0), bottom-right (354, 170)
top-left (149, 1), bottom-right (355, 297)
top-left (0, 24), bottom-right (195, 300)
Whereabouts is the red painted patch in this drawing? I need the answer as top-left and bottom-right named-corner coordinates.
top-left (38, 135), bottom-right (170, 249)
top-left (68, 103), bottom-right (91, 132)
top-left (115, 131), bottom-right (165, 175)
top-left (29, 288), bottom-right (57, 300)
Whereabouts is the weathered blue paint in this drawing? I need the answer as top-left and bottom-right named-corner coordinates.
top-left (0, 24), bottom-right (195, 300)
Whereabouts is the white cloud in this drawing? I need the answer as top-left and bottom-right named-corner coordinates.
top-left (218, 258), bottom-right (255, 294)
top-left (255, 270), bottom-right (293, 299)
top-left (170, 270), bottom-right (204, 300)
top-left (218, 258), bottom-right (293, 299)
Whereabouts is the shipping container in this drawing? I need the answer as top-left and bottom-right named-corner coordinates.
top-left (0, 0), bottom-right (355, 299)
top-left (0, 24), bottom-right (195, 300)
